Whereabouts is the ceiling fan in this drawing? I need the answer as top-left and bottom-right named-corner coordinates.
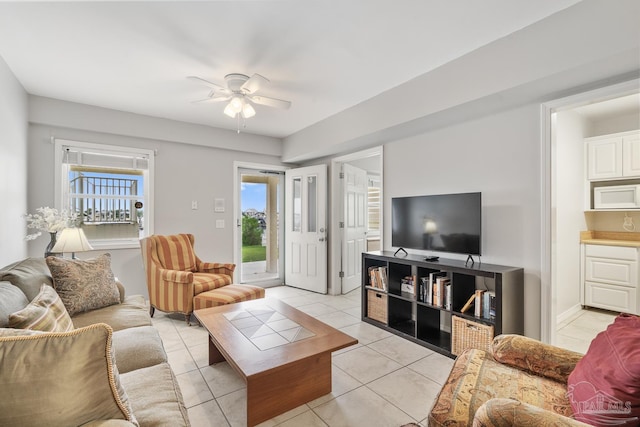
top-left (188, 73), bottom-right (292, 120)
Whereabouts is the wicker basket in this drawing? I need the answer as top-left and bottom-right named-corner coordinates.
top-left (367, 289), bottom-right (388, 324)
top-left (451, 315), bottom-right (494, 356)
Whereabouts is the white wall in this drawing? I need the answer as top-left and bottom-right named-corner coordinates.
top-left (27, 99), bottom-right (286, 296)
top-left (0, 55), bottom-right (28, 266)
top-left (554, 110), bottom-right (587, 321)
top-left (384, 104), bottom-right (542, 337)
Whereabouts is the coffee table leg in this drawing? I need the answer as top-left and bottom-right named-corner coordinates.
top-left (246, 352), bottom-right (332, 426)
top-left (208, 336), bottom-right (226, 365)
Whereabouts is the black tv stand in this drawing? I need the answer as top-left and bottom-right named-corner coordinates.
top-left (361, 251), bottom-right (524, 358)
top-left (394, 247), bottom-right (408, 257)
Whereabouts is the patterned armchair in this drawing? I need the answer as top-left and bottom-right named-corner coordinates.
top-left (428, 334), bottom-right (590, 427)
top-left (140, 234), bottom-right (235, 324)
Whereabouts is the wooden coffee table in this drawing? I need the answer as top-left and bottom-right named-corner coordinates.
top-left (194, 298), bottom-right (358, 426)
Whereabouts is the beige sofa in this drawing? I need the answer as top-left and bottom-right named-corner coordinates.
top-left (0, 257), bottom-right (190, 427)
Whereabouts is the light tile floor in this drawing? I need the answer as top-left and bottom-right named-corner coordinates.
top-left (555, 307), bottom-right (617, 354)
top-left (151, 286), bottom-right (454, 427)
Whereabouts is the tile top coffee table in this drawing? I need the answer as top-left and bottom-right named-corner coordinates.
top-left (194, 298), bottom-right (358, 426)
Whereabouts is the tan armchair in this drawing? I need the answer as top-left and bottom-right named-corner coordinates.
top-left (429, 334), bottom-right (590, 427)
top-left (140, 233), bottom-right (235, 324)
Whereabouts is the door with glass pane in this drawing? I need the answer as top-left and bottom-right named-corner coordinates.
top-left (284, 165), bottom-right (327, 293)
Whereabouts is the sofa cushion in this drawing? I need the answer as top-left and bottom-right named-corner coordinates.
top-left (567, 313), bottom-right (640, 426)
top-left (120, 362), bottom-right (190, 427)
top-left (428, 348), bottom-right (573, 427)
top-left (46, 253), bottom-right (121, 316)
top-left (0, 327), bottom-right (43, 337)
top-left (0, 323), bottom-right (138, 427)
top-left (0, 282), bottom-right (29, 327)
top-left (155, 234), bottom-right (197, 272)
top-left (0, 257), bottom-right (53, 301)
top-left (8, 284), bottom-right (74, 332)
top-left (112, 326), bottom-right (167, 374)
top-left (72, 295), bottom-right (151, 331)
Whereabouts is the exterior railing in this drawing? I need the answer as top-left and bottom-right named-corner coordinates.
top-left (69, 175), bottom-right (139, 224)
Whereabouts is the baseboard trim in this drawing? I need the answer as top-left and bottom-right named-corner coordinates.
top-left (556, 303), bottom-right (583, 327)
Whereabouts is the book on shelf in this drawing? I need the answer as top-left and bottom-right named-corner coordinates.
top-left (474, 289), bottom-right (486, 318)
top-left (482, 291), bottom-right (496, 320)
top-left (368, 266), bottom-right (387, 291)
top-left (401, 275), bottom-right (415, 296)
top-left (428, 271), bottom-right (447, 306)
top-left (460, 293), bottom-right (476, 313)
top-left (444, 281), bottom-right (452, 310)
top-left (378, 266), bottom-right (388, 291)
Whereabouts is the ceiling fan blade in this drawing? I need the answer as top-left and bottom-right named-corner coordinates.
top-left (187, 76), bottom-right (230, 93)
top-left (248, 94), bottom-right (291, 110)
top-left (241, 73), bottom-right (269, 94)
top-left (191, 95), bottom-right (231, 104)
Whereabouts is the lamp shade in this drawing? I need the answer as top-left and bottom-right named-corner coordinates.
top-left (51, 227), bottom-right (93, 255)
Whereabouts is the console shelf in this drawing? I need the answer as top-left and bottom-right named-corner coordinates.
top-left (362, 251), bottom-right (524, 358)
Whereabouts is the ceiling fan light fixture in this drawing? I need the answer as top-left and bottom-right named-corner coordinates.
top-left (242, 102), bottom-right (256, 118)
top-left (223, 103), bottom-right (237, 118)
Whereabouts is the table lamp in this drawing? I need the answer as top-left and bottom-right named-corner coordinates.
top-left (51, 227), bottom-right (94, 259)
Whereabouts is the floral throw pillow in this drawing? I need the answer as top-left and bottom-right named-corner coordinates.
top-left (8, 284), bottom-right (74, 332)
top-left (46, 253), bottom-right (120, 316)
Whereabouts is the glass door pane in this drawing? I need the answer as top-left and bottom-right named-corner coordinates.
top-left (239, 169), bottom-right (283, 285)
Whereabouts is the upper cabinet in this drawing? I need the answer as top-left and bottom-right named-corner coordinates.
top-left (587, 130), bottom-right (640, 181)
top-left (623, 132), bottom-right (640, 177)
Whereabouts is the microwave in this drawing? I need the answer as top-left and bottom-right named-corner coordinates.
top-left (594, 184), bottom-right (640, 209)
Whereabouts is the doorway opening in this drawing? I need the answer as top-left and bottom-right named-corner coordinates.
top-left (541, 79), bottom-right (639, 347)
top-left (330, 147), bottom-right (383, 295)
top-left (236, 165), bottom-right (285, 287)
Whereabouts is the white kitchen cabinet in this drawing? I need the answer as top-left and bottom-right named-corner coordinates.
top-left (623, 132), bottom-right (640, 177)
top-left (582, 244), bottom-right (639, 314)
top-left (586, 130), bottom-right (640, 181)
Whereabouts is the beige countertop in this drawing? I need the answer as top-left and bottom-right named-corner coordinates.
top-left (580, 231), bottom-right (640, 247)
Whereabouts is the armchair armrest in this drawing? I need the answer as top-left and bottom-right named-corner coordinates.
top-left (159, 269), bottom-right (193, 284)
top-left (197, 262), bottom-right (235, 276)
top-left (473, 398), bottom-right (590, 427)
top-left (115, 280), bottom-right (125, 303)
top-left (491, 334), bottom-right (583, 384)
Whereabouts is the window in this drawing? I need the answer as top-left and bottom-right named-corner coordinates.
top-left (367, 175), bottom-right (381, 235)
top-left (54, 139), bottom-right (154, 249)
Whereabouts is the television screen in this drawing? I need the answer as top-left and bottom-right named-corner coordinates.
top-left (392, 192), bottom-right (481, 256)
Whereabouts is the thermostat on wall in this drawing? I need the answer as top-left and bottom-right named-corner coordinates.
top-left (214, 198), bottom-right (225, 212)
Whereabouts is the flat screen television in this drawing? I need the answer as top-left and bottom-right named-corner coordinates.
top-left (392, 192), bottom-right (481, 256)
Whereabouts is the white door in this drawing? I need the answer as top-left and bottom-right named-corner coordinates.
top-left (341, 164), bottom-right (367, 294)
top-left (285, 164), bottom-right (327, 293)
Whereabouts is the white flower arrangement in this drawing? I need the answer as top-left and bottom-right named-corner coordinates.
top-left (24, 207), bottom-right (78, 240)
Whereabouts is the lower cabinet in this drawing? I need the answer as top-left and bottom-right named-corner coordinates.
top-left (361, 251), bottom-right (524, 358)
top-left (582, 244), bottom-right (640, 314)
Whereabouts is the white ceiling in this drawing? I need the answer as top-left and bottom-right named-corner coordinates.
top-left (0, 0), bottom-right (583, 138)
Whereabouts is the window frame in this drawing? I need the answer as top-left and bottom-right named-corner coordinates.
top-left (54, 138), bottom-right (154, 250)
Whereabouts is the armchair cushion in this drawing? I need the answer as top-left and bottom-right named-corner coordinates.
top-left (8, 284), bottom-right (74, 332)
top-left (491, 334), bottom-right (583, 384)
top-left (193, 272), bottom-right (232, 293)
top-left (567, 313), bottom-right (640, 426)
top-left (155, 234), bottom-right (197, 272)
top-left (46, 253), bottom-right (121, 316)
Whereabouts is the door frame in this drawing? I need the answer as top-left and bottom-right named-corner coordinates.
top-left (330, 146), bottom-right (384, 295)
top-left (539, 78), bottom-right (639, 344)
top-left (233, 161), bottom-right (288, 287)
